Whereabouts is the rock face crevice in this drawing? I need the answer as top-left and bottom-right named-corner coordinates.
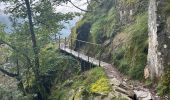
top-left (74, 23), bottom-right (91, 50)
top-left (148, 0), bottom-right (170, 79)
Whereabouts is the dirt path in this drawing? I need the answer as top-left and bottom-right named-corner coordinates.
top-left (103, 63), bottom-right (162, 100)
top-left (60, 44), bottom-right (161, 100)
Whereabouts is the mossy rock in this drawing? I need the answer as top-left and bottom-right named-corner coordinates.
top-left (68, 89), bottom-right (75, 100)
top-left (90, 77), bottom-right (111, 95)
top-left (74, 88), bottom-right (84, 100)
top-left (162, 3), bottom-right (170, 16)
top-left (157, 69), bottom-right (170, 96)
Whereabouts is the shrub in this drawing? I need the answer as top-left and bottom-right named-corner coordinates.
top-left (90, 77), bottom-right (111, 94)
top-left (157, 69), bottom-right (170, 96)
top-left (49, 67), bottom-right (110, 100)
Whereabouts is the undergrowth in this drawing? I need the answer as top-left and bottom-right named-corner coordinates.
top-left (157, 69), bottom-right (170, 97)
top-left (49, 67), bottom-right (111, 100)
top-left (113, 12), bottom-right (148, 79)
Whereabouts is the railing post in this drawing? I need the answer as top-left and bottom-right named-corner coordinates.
top-left (70, 38), bottom-right (72, 54)
top-left (64, 37), bottom-right (66, 50)
top-left (59, 35), bottom-right (60, 49)
top-left (99, 44), bottom-right (102, 67)
top-left (88, 55), bottom-right (90, 69)
top-left (55, 34), bottom-right (57, 42)
top-left (88, 55), bottom-right (89, 62)
top-left (78, 41), bottom-right (80, 58)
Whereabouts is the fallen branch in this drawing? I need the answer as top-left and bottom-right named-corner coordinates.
top-left (0, 67), bottom-right (18, 77)
top-left (68, 0), bottom-right (92, 12)
top-left (0, 39), bottom-right (32, 67)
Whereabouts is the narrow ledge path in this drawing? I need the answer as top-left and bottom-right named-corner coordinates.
top-left (59, 44), bottom-right (160, 100)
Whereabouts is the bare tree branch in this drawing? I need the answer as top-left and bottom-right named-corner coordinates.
top-left (0, 66), bottom-right (18, 77)
top-left (10, 3), bottom-right (25, 13)
top-left (35, 19), bottom-right (50, 29)
top-left (0, 39), bottom-right (32, 68)
top-left (86, 0), bottom-right (93, 10)
top-left (68, 0), bottom-right (92, 12)
top-left (93, 0), bottom-right (100, 3)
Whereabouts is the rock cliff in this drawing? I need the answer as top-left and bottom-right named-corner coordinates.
top-left (70, 0), bottom-right (170, 97)
top-left (148, 0), bottom-right (170, 79)
top-left (71, 0), bottom-right (148, 79)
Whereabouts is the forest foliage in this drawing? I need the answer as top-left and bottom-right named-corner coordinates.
top-left (0, 0), bottom-right (80, 99)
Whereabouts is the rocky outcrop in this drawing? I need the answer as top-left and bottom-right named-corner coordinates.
top-left (148, 0), bottom-right (170, 79)
top-left (115, 0), bottom-right (148, 25)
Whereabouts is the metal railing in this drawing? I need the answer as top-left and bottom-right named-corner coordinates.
top-left (58, 36), bottom-right (103, 67)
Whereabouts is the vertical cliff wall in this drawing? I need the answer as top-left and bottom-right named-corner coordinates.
top-left (70, 0), bottom-right (149, 79)
top-left (148, 0), bottom-right (170, 79)
top-left (148, 0), bottom-right (162, 79)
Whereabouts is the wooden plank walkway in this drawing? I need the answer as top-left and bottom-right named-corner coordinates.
top-left (59, 43), bottom-right (155, 100)
top-left (59, 44), bottom-right (123, 81)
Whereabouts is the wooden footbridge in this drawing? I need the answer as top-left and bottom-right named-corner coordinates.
top-left (58, 36), bottom-right (154, 100)
top-left (58, 36), bottom-right (123, 80)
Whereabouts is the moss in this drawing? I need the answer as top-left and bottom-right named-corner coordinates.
top-left (162, 3), bottom-right (170, 16)
top-left (70, 0), bottom-right (117, 45)
top-left (145, 79), bottom-right (152, 86)
top-left (120, 0), bottom-right (137, 5)
top-left (0, 46), bottom-right (12, 64)
top-left (89, 7), bottom-right (117, 43)
top-left (157, 69), bottom-right (170, 96)
top-left (115, 97), bottom-right (129, 100)
top-left (125, 12), bottom-right (148, 79)
top-left (113, 12), bottom-right (148, 79)
top-left (74, 86), bottom-right (84, 100)
top-left (90, 77), bottom-right (111, 94)
top-left (24, 77), bottom-right (35, 89)
top-left (49, 67), bottom-right (110, 99)
top-left (49, 89), bottom-right (68, 100)
top-left (71, 67), bottom-right (107, 90)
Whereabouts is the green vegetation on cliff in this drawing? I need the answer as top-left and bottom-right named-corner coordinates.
top-left (70, 0), bottom-right (117, 45)
top-left (49, 67), bottom-right (111, 100)
top-left (157, 69), bottom-right (170, 96)
top-left (156, 1), bottom-right (170, 97)
top-left (70, 0), bottom-right (148, 79)
top-left (113, 12), bottom-right (148, 79)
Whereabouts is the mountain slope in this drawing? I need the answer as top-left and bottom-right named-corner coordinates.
top-left (70, 0), bottom-right (148, 79)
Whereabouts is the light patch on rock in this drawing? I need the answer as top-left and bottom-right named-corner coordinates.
top-left (144, 67), bottom-right (150, 79)
top-left (168, 62), bottom-right (170, 65)
top-left (108, 92), bottom-right (116, 99)
top-left (158, 52), bottom-right (161, 56)
top-left (134, 90), bottom-right (152, 100)
top-left (110, 78), bottom-right (121, 86)
top-left (130, 10), bottom-right (133, 15)
top-left (163, 44), bottom-right (167, 48)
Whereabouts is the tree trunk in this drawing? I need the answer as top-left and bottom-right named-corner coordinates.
top-left (24, 0), bottom-right (40, 78)
top-left (24, 0), bottom-right (47, 99)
